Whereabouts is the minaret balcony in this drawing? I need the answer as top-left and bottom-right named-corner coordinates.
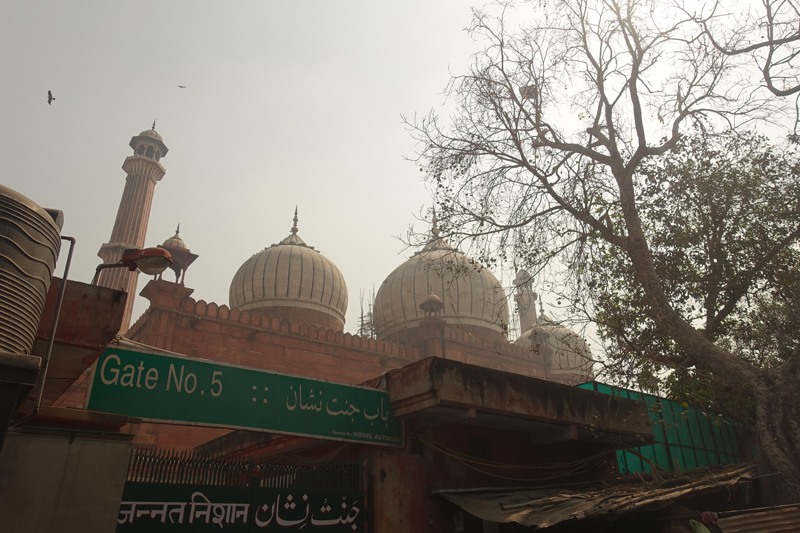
top-left (122, 155), bottom-right (166, 182)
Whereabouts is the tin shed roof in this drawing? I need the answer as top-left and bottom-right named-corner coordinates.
top-left (718, 504), bottom-right (800, 533)
top-left (438, 463), bottom-right (755, 529)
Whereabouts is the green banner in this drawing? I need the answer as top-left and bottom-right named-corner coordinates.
top-left (86, 348), bottom-right (401, 446)
top-left (117, 483), bottom-right (364, 532)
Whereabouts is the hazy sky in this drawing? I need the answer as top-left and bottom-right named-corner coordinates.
top-left (1, 1), bottom-right (493, 332)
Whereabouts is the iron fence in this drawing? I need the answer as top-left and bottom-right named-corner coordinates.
top-left (126, 447), bottom-right (363, 490)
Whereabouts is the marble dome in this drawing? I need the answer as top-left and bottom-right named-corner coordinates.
top-left (229, 213), bottom-right (348, 329)
top-left (514, 315), bottom-right (593, 382)
top-left (373, 221), bottom-right (508, 342)
top-left (162, 225), bottom-right (187, 249)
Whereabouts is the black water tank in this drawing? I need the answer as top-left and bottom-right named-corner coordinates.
top-left (0, 185), bottom-right (63, 354)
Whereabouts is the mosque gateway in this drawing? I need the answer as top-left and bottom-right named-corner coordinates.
top-left (3, 127), bottom-right (616, 533)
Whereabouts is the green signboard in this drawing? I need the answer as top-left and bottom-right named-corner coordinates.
top-left (86, 347), bottom-right (401, 446)
top-left (118, 483), bottom-right (364, 532)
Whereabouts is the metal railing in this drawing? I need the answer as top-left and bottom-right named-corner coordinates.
top-left (126, 447), bottom-right (363, 490)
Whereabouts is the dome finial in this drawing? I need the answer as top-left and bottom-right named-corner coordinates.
top-left (539, 293), bottom-right (545, 320)
top-left (161, 223), bottom-right (187, 250)
top-left (278, 207), bottom-right (308, 246)
top-left (419, 205), bottom-right (454, 254)
top-left (152, 118), bottom-right (157, 131)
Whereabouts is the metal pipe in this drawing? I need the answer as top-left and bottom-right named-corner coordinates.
top-left (33, 235), bottom-right (75, 411)
top-left (91, 261), bottom-right (122, 285)
top-left (655, 500), bottom-right (797, 522)
top-left (13, 236), bottom-right (75, 426)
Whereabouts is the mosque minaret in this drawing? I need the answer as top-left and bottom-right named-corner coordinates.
top-left (514, 269), bottom-right (537, 334)
top-left (96, 125), bottom-right (168, 332)
top-left (513, 271), bottom-right (594, 383)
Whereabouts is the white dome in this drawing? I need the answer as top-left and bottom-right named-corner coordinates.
top-left (374, 231), bottom-right (508, 340)
top-left (229, 217), bottom-right (347, 325)
top-left (162, 225), bottom-right (187, 249)
top-left (515, 315), bottom-right (593, 381)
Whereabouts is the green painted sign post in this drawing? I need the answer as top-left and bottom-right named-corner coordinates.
top-left (85, 348), bottom-right (402, 446)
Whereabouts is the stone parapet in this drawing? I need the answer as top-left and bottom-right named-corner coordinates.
top-left (128, 284), bottom-right (422, 367)
top-left (127, 284), bottom-right (545, 382)
top-left (175, 297), bottom-right (421, 360)
top-left (441, 326), bottom-right (533, 359)
top-left (438, 325), bottom-right (549, 379)
top-left (121, 156), bottom-right (166, 182)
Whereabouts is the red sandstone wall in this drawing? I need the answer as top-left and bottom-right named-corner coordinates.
top-left (108, 295), bottom-right (424, 448)
top-left (129, 297), bottom-right (423, 385)
top-left (364, 452), bottom-right (443, 533)
top-left (51, 368), bottom-right (91, 409)
top-left (438, 326), bottom-right (549, 379)
top-left (121, 421), bottom-right (230, 449)
top-left (59, 281), bottom-right (546, 450)
top-left (128, 283), bottom-right (547, 384)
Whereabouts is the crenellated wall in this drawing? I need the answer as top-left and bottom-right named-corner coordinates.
top-left (80, 280), bottom-right (547, 449)
top-left (129, 293), bottom-right (422, 383)
top-left (437, 325), bottom-right (549, 379)
top-left (130, 291), bottom-right (547, 381)
top-left (121, 281), bottom-right (425, 448)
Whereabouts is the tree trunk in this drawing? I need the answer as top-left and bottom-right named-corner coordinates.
top-left (616, 167), bottom-right (800, 504)
top-left (752, 365), bottom-right (800, 504)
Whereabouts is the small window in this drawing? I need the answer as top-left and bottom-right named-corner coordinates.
top-left (137, 145), bottom-right (145, 155)
top-left (146, 146), bottom-right (154, 158)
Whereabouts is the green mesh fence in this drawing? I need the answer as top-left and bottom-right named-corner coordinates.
top-left (577, 382), bottom-right (745, 475)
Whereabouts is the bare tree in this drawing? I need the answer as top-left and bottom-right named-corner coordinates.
top-left (409, 0), bottom-right (800, 502)
top-left (689, 0), bottom-right (800, 94)
top-left (687, 0), bottom-right (800, 130)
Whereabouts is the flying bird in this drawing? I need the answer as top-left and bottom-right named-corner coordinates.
top-left (47, 90), bottom-right (55, 105)
top-left (178, 85), bottom-right (186, 89)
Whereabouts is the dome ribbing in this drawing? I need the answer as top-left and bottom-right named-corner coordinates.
top-left (229, 211), bottom-right (348, 327)
top-left (374, 218), bottom-right (508, 341)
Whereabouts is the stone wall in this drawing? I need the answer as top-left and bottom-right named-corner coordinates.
top-left (129, 294), bottom-right (422, 385)
top-left (438, 325), bottom-right (549, 379)
top-left (57, 280), bottom-right (547, 449)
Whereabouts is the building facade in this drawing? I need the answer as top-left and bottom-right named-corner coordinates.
top-left (58, 128), bottom-right (593, 449)
top-left (3, 129), bottom-right (763, 533)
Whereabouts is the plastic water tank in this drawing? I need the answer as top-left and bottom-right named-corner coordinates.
top-left (0, 185), bottom-right (63, 354)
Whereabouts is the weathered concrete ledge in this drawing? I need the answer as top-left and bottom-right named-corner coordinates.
top-left (385, 357), bottom-right (652, 439)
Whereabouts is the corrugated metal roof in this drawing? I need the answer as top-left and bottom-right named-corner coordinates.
top-left (718, 505), bottom-right (800, 533)
top-left (440, 464), bottom-right (756, 529)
